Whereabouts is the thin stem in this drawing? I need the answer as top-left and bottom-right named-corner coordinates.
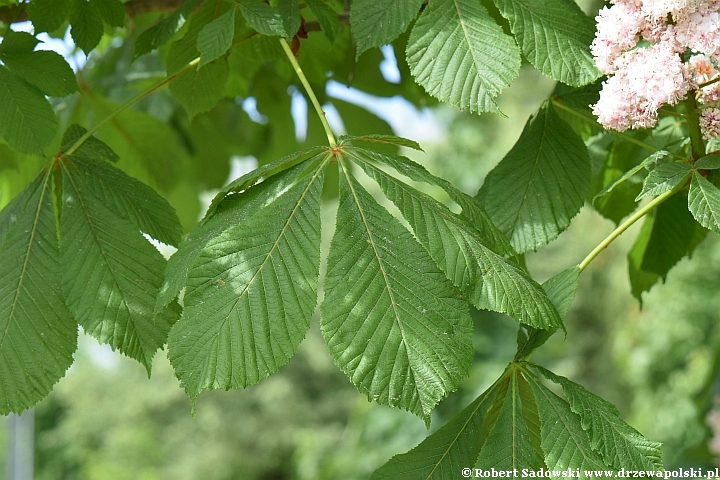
top-left (699, 76), bottom-right (720, 89)
top-left (683, 92), bottom-right (706, 160)
top-left (279, 37), bottom-right (337, 148)
top-left (658, 108), bottom-right (686, 119)
top-left (578, 184), bottom-right (684, 272)
top-left (66, 58), bottom-right (200, 156)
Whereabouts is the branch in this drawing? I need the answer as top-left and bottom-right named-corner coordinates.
top-left (0, 0), bottom-right (196, 25)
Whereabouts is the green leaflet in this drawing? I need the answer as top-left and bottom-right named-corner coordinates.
top-left (95, 0), bottom-right (125, 28)
top-left (69, 0), bottom-right (105, 53)
top-left (278, 0), bottom-right (301, 38)
top-left (60, 124), bottom-right (119, 163)
top-left (406, 0), bottom-right (520, 114)
top-left (0, 66), bottom-right (58, 155)
top-left (688, 172), bottom-right (720, 234)
top-left (167, 0), bottom-right (231, 119)
top-left (349, 147), bottom-right (513, 256)
top-left (695, 154), bottom-right (720, 170)
top-left (525, 373), bottom-right (607, 472)
top-left (371, 379), bottom-right (502, 479)
top-left (27, 0), bottom-right (71, 33)
top-left (0, 50), bottom-right (78, 97)
top-left (168, 160), bottom-right (327, 400)
top-left (476, 372), bottom-right (543, 470)
top-left (534, 366), bottom-right (663, 470)
top-left (134, 0), bottom-right (200, 59)
top-left (155, 157), bottom-right (321, 314)
top-left (350, 0), bottom-right (423, 58)
top-left (593, 151), bottom-right (668, 204)
top-left (627, 216), bottom-right (661, 303)
top-left (477, 103), bottom-right (590, 253)
top-left (321, 159), bottom-right (473, 423)
top-left (236, 0), bottom-right (286, 37)
top-left (0, 172), bottom-right (77, 414)
top-left (304, 0), bottom-right (339, 43)
top-left (492, 0), bottom-right (600, 87)
top-left (635, 162), bottom-right (691, 201)
top-left (339, 134), bottom-right (423, 152)
top-left (351, 152), bottom-right (561, 330)
top-left (66, 157), bottom-right (183, 247)
top-left (60, 162), bottom-right (177, 373)
top-left (197, 6), bottom-right (236, 67)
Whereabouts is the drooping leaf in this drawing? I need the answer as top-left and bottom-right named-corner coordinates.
top-left (406, 0), bottom-right (521, 114)
top-left (593, 151), bottom-right (668, 203)
top-left (278, 0), bottom-right (301, 37)
top-left (627, 216), bottom-right (661, 303)
top-left (635, 162), bottom-right (691, 201)
top-left (304, 0), bottom-right (339, 43)
top-left (168, 160), bottom-right (327, 400)
top-left (167, 0), bottom-right (231, 119)
top-left (134, 0), bottom-right (199, 58)
top-left (321, 159), bottom-right (473, 423)
top-left (534, 365), bottom-right (663, 470)
top-left (60, 162), bottom-right (177, 372)
top-left (155, 157), bottom-right (320, 314)
top-left (95, 0), bottom-right (125, 27)
top-left (339, 134), bottom-right (423, 152)
top-left (476, 371), bottom-right (544, 470)
top-left (688, 171), bottom-right (720, 234)
top-left (66, 157), bottom-right (183, 247)
top-left (0, 31), bottom-right (40, 54)
top-left (352, 148), bottom-right (513, 256)
top-left (70, 0), bottom-right (104, 53)
top-left (197, 6), bottom-right (236, 67)
top-left (525, 373), bottom-right (608, 472)
top-left (0, 66), bottom-right (58, 155)
top-left (27, 0), bottom-right (71, 33)
top-left (371, 379), bottom-right (502, 479)
top-left (350, 0), bottom-right (423, 58)
top-left (60, 124), bottom-right (120, 163)
top-left (477, 103), bottom-right (590, 253)
top-left (492, 0), bottom-right (600, 87)
top-left (0, 172), bottom-right (77, 414)
top-left (0, 50), bottom-right (79, 97)
top-left (351, 152), bottom-right (561, 330)
top-left (639, 193), bottom-right (706, 279)
top-left (695, 154), bottom-right (720, 170)
top-left (236, 0), bottom-right (286, 37)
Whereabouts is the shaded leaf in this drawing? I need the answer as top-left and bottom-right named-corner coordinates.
top-left (493, 0), bottom-right (600, 87)
top-left (534, 366), bottom-right (663, 470)
top-left (134, 0), bottom-right (199, 58)
top-left (0, 50), bottom-right (79, 97)
top-left (305, 0), bottom-right (339, 43)
top-left (237, 0), bottom-right (286, 37)
top-left (60, 163), bottom-right (176, 372)
top-left (95, 0), bottom-right (125, 27)
top-left (477, 103), bottom-right (590, 253)
top-left (197, 6), bottom-right (236, 67)
top-left (70, 0), bottom-right (104, 53)
top-left (168, 160), bottom-right (327, 399)
top-left (278, 0), bottom-right (301, 37)
top-left (60, 124), bottom-right (120, 163)
top-left (371, 379), bottom-right (502, 479)
top-left (695, 154), bottom-right (720, 170)
top-left (27, 0), bottom-right (71, 33)
top-left (406, 0), bottom-right (521, 114)
top-left (350, 0), bottom-right (422, 58)
top-left (0, 173), bottom-right (77, 414)
top-left (627, 216), bottom-right (661, 303)
top-left (0, 31), bottom-right (40, 54)
top-left (542, 266), bottom-right (580, 321)
top-left (321, 159), bottom-right (473, 423)
top-left (0, 66), bottom-right (58, 155)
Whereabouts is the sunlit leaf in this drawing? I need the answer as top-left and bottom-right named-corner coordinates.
top-left (350, 0), bottom-right (422, 58)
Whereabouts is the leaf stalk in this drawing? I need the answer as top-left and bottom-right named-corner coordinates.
top-left (279, 37), bottom-right (337, 148)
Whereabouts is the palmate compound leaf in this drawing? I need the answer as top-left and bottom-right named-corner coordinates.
top-left (155, 151), bottom-right (326, 316)
top-left (59, 161), bottom-right (178, 373)
top-left (492, 0), bottom-right (600, 87)
top-left (533, 366), bottom-right (663, 470)
top-left (167, 158), bottom-right (328, 400)
top-left (406, 0), bottom-right (521, 114)
top-left (524, 371), bottom-right (608, 473)
top-left (321, 157), bottom-right (474, 423)
top-left (350, 0), bottom-right (423, 58)
top-left (371, 376), bottom-right (504, 479)
top-left (477, 102), bottom-right (591, 253)
top-left (348, 150), bottom-right (562, 330)
top-left (0, 172), bottom-right (77, 414)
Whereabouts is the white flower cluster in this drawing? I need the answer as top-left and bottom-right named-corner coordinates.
top-left (591, 0), bottom-right (720, 137)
